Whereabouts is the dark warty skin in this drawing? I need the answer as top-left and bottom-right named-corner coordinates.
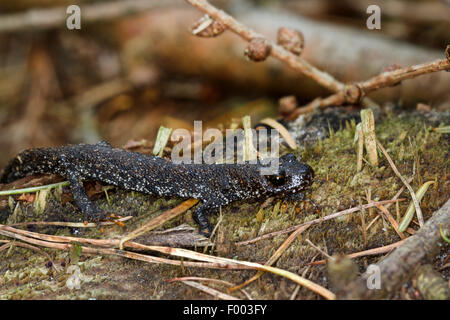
top-left (1, 141), bottom-right (314, 236)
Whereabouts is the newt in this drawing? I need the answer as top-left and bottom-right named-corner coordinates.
top-left (0, 141), bottom-right (314, 236)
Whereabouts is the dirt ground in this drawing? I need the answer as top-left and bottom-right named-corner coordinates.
top-left (0, 110), bottom-right (449, 300)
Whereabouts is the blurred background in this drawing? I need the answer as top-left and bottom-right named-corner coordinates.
top-left (0, 0), bottom-right (449, 167)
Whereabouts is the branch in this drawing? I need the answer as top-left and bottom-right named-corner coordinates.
top-left (289, 51), bottom-right (450, 118)
top-left (184, 0), bottom-right (344, 93)
top-left (0, 0), bottom-right (178, 33)
top-left (113, 7), bottom-right (448, 104)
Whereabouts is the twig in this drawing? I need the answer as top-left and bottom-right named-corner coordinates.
top-left (376, 141), bottom-right (424, 227)
top-left (149, 245), bottom-right (336, 300)
top-left (340, 199), bottom-right (450, 299)
top-left (365, 177), bottom-right (413, 233)
top-left (236, 199), bottom-right (404, 246)
top-left (290, 253), bottom-right (318, 300)
top-left (180, 280), bottom-right (240, 300)
top-left (305, 239), bottom-right (332, 259)
top-left (375, 204), bottom-right (405, 239)
top-left (290, 56), bottom-right (450, 116)
top-left (360, 58), bottom-right (450, 92)
top-left (438, 263), bottom-right (450, 271)
top-left (359, 197), bottom-right (367, 246)
top-left (360, 109), bottom-right (378, 167)
top-left (229, 224), bottom-right (310, 292)
top-left (168, 276), bottom-right (253, 300)
top-left (308, 239), bottom-right (407, 266)
top-left (0, 0), bottom-right (178, 33)
top-left (184, 0), bottom-right (344, 93)
top-left (203, 207), bottom-right (222, 254)
top-left (365, 215), bottom-right (380, 232)
top-left (259, 118), bottom-right (297, 150)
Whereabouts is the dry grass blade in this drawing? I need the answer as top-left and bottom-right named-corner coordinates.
top-left (355, 123), bottom-right (364, 172)
top-left (152, 126), bottom-right (173, 157)
top-left (180, 280), bottom-right (241, 300)
top-left (147, 245), bottom-right (336, 299)
top-left (290, 254), bottom-right (318, 300)
top-left (2, 222), bottom-right (209, 248)
top-left (242, 115), bottom-right (258, 161)
top-left (0, 241), bottom-right (11, 252)
top-left (119, 198), bottom-right (200, 249)
top-left (385, 177), bottom-right (413, 210)
top-left (0, 239), bottom-right (61, 272)
top-left (398, 181), bottom-right (435, 232)
top-left (308, 239), bottom-right (407, 266)
top-left (365, 215), bottom-right (380, 231)
top-left (236, 199), bottom-right (404, 246)
top-left (365, 176), bottom-right (413, 234)
top-left (259, 118), bottom-right (297, 150)
top-left (375, 204), bottom-right (405, 239)
top-left (359, 197), bottom-right (367, 246)
top-left (168, 276), bottom-right (252, 299)
top-left (0, 223), bottom-right (333, 298)
top-left (0, 226), bottom-right (251, 270)
top-left (203, 208), bottom-right (222, 253)
top-left (376, 141), bottom-right (424, 227)
top-left (0, 223), bottom-right (119, 246)
top-left (230, 224), bottom-right (310, 292)
top-left (305, 239), bottom-right (331, 259)
top-left (10, 216), bottom-right (132, 228)
top-left (361, 109), bottom-right (378, 166)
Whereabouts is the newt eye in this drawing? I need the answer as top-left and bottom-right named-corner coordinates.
top-left (266, 173), bottom-right (287, 187)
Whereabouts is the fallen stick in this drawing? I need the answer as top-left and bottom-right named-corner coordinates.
top-left (339, 199), bottom-right (450, 299)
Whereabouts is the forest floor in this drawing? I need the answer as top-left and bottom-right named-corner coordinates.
top-left (0, 109), bottom-right (449, 300)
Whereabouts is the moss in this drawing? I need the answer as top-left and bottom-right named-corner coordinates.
top-left (1, 112), bottom-right (448, 299)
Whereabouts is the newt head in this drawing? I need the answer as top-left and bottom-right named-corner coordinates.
top-left (264, 153), bottom-right (314, 196)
